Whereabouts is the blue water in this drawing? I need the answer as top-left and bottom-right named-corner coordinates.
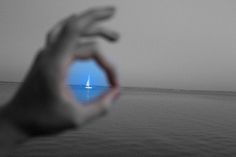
top-left (69, 85), bottom-right (109, 103)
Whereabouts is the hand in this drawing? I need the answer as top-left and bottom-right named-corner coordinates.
top-left (0, 7), bottom-right (120, 137)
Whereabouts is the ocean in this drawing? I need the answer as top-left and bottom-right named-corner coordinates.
top-left (1, 83), bottom-right (236, 156)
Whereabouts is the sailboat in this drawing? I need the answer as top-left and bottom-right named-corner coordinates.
top-left (85, 75), bottom-right (92, 89)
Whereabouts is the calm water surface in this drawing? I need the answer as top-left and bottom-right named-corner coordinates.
top-left (69, 85), bottom-right (109, 104)
top-left (1, 84), bottom-right (235, 157)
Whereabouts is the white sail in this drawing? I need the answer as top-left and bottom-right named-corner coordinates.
top-left (85, 75), bottom-right (92, 89)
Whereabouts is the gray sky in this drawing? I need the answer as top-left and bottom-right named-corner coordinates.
top-left (0, 0), bottom-right (236, 91)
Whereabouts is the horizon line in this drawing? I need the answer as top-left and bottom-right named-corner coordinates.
top-left (1, 81), bottom-right (236, 96)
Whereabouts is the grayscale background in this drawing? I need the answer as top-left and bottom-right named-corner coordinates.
top-left (0, 0), bottom-right (236, 91)
top-left (1, 1), bottom-right (236, 157)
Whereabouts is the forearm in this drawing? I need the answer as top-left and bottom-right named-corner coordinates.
top-left (0, 109), bottom-right (28, 156)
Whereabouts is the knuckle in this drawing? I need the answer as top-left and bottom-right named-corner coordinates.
top-left (96, 104), bottom-right (109, 118)
top-left (63, 22), bottom-right (75, 33)
top-left (99, 108), bottom-right (109, 118)
top-left (35, 49), bottom-right (46, 63)
top-left (100, 102), bottom-right (110, 113)
top-left (62, 21), bottom-right (78, 35)
top-left (70, 114), bottom-right (83, 128)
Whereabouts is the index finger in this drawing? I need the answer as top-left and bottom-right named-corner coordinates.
top-left (76, 6), bottom-right (116, 29)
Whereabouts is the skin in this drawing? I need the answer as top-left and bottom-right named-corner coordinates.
top-left (0, 7), bottom-right (120, 156)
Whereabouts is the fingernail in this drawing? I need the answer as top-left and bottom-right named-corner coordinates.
top-left (105, 6), bottom-right (116, 12)
top-left (108, 32), bottom-right (120, 42)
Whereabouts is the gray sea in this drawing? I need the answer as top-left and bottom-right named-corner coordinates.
top-left (0, 83), bottom-right (236, 157)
